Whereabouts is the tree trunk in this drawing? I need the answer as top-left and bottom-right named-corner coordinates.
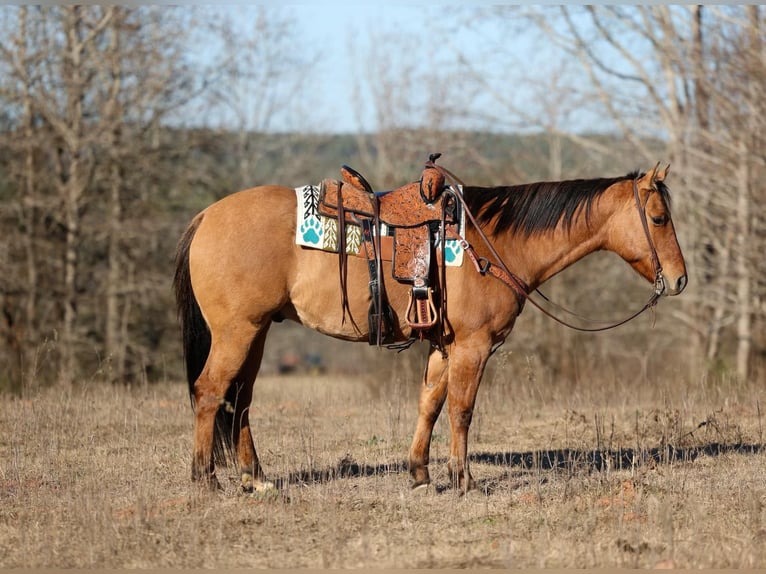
top-left (104, 10), bottom-right (125, 383)
top-left (705, 228), bottom-right (732, 363)
top-left (692, 6), bottom-right (709, 132)
top-left (735, 141), bottom-right (751, 380)
top-left (19, 7), bottom-right (40, 386)
top-left (59, 6), bottom-right (88, 383)
top-left (106, 162), bottom-right (125, 382)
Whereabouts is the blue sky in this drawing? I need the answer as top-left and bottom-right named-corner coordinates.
top-left (198, 4), bottom-right (549, 133)
top-left (194, 5), bottom-right (622, 135)
top-left (232, 4), bottom-right (477, 132)
top-left (285, 4), bottom-right (398, 131)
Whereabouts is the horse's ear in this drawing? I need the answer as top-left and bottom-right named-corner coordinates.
top-left (655, 163), bottom-right (670, 183)
top-left (637, 162), bottom-right (661, 189)
top-left (649, 161), bottom-right (661, 183)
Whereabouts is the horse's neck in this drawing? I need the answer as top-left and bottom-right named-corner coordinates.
top-left (505, 214), bottom-right (611, 290)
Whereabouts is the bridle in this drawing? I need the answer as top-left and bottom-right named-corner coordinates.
top-left (427, 157), bottom-right (667, 332)
top-left (631, 176), bottom-right (666, 299)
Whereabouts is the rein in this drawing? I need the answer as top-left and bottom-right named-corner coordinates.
top-left (426, 158), bottom-right (666, 333)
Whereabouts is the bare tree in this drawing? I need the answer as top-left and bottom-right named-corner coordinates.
top-left (0, 6), bottom-right (200, 385)
top-left (0, 6), bottom-right (108, 383)
top-left (0, 8), bottom-right (38, 386)
top-left (97, 8), bottom-right (199, 382)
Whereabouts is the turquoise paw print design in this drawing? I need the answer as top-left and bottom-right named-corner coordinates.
top-left (300, 185), bottom-right (323, 247)
top-left (443, 239), bottom-right (462, 264)
top-left (300, 217), bottom-right (323, 246)
top-left (434, 231), bottom-right (463, 266)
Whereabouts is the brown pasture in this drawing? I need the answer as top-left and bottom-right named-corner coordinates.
top-left (1, 365), bottom-right (764, 568)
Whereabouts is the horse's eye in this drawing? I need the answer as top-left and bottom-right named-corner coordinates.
top-left (651, 214), bottom-right (668, 226)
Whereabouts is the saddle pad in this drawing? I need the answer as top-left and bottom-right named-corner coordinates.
top-left (294, 184), bottom-right (465, 265)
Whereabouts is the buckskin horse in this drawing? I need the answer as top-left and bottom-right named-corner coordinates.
top-left (173, 160), bottom-right (687, 493)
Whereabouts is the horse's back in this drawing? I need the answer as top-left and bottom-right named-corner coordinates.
top-left (192, 184), bottom-right (298, 262)
top-left (197, 184), bottom-right (297, 233)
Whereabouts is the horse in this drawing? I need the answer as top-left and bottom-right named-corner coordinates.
top-left (173, 162), bottom-right (687, 493)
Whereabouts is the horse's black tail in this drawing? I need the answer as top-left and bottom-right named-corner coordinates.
top-left (174, 214), bottom-right (210, 402)
top-left (173, 214), bottom-right (234, 467)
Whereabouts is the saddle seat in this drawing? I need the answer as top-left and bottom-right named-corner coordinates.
top-left (319, 164), bottom-right (453, 229)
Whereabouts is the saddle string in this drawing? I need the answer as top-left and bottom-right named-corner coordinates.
top-left (335, 181), bottom-right (361, 333)
top-left (337, 182), bottom-right (349, 321)
top-left (371, 190), bottom-right (389, 345)
top-left (426, 159), bottom-right (663, 332)
top-left (440, 189), bottom-right (452, 347)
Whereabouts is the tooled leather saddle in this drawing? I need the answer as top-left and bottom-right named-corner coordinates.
top-left (317, 154), bottom-right (460, 346)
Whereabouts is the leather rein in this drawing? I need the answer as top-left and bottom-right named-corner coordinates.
top-left (427, 159), bottom-right (666, 333)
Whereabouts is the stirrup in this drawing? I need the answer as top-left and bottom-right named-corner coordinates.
top-left (405, 287), bottom-right (438, 330)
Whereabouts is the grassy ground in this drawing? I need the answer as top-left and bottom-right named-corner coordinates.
top-left (0, 368), bottom-right (764, 568)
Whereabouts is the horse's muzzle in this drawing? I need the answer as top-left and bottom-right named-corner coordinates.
top-left (663, 273), bottom-right (687, 296)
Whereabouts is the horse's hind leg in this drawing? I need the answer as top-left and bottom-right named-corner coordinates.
top-left (408, 349), bottom-right (449, 489)
top-left (232, 325), bottom-right (273, 493)
top-left (191, 320), bottom-right (266, 490)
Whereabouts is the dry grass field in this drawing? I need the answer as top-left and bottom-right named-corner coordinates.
top-left (1, 357), bottom-right (765, 568)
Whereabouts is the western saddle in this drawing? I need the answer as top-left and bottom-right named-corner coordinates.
top-left (318, 154), bottom-right (460, 346)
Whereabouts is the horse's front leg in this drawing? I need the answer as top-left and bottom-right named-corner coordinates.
top-left (446, 342), bottom-right (491, 493)
top-left (408, 348), bottom-right (449, 489)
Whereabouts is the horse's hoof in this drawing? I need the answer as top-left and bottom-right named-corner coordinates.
top-left (449, 477), bottom-right (477, 495)
top-left (411, 481), bottom-right (431, 494)
top-left (409, 464), bottom-right (431, 487)
top-left (253, 480), bottom-right (276, 493)
top-left (191, 461), bottom-right (222, 490)
top-left (241, 472), bottom-right (276, 494)
top-left (240, 472), bottom-right (255, 493)
top-left (248, 481), bottom-right (279, 501)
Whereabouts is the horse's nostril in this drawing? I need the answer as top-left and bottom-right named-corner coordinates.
top-left (676, 275), bottom-right (687, 293)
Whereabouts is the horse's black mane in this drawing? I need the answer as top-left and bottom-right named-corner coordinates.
top-left (462, 171), bottom-right (670, 236)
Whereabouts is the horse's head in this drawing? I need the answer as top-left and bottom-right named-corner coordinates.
top-left (606, 164), bottom-right (687, 296)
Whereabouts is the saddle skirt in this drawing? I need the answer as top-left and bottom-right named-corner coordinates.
top-left (294, 183), bottom-right (465, 266)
